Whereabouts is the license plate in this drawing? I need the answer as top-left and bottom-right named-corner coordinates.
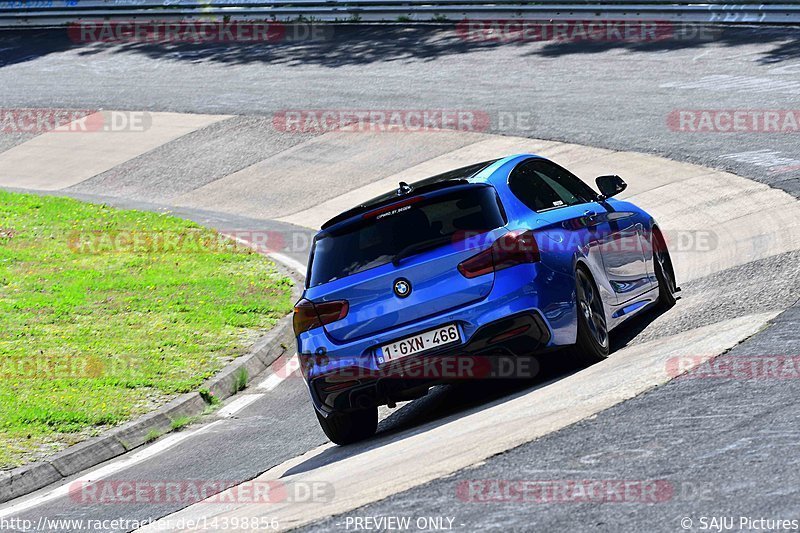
top-left (380, 324), bottom-right (461, 363)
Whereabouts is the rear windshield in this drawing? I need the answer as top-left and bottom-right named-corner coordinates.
top-left (308, 186), bottom-right (506, 287)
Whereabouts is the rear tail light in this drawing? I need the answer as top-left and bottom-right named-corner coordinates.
top-left (457, 229), bottom-right (540, 279)
top-left (293, 298), bottom-right (349, 335)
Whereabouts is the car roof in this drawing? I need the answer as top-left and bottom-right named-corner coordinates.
top-left (320, 158), bottom-right (502, 230)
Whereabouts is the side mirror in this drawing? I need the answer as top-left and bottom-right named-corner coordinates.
top-left (596, 175), bottom-right (627, 200)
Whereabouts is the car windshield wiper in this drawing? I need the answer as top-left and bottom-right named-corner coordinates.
top-left (391, 235), bottom-right (452, 266)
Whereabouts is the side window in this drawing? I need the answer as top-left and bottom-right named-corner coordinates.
top-left (509, 159), bottom-right (597, 212)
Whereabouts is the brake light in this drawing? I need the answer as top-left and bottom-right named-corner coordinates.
top-left (293, 298), bottom-right (349, 335)
top-left (362, 196), bottom-right (424, 219)
top-left (457, 230), bottom-right (540, 278)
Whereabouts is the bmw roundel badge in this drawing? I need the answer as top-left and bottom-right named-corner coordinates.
top-left (393, 278), bottom-right (412, 298)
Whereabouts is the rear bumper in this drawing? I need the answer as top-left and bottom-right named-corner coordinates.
top-left (296, 261), bottom-right (577, 415)
top-left (304, 311), bottom-right (551, 415)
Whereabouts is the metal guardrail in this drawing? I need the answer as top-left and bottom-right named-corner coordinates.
top-left (2, 1), bottom-right (800, 26)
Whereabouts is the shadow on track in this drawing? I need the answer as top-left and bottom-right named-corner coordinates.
top-left (0, 29), bottom-right (75, 67)
top-left (532, 25), bottom-right (800, 65)
top-left (282, 302), bottom-right (670, 478)
top-left (1, 24), bottom-right (799, 69)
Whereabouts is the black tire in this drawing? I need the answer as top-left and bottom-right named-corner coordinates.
top-left (315, 407), bottom-right (378, 445)
top-left (653, 231), bottom-right (677, 309)
top-left (573, 266), bottom-right (610, 366)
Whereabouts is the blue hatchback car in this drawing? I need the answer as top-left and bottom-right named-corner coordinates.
top-left (294, 154), bottom-right (678, 444)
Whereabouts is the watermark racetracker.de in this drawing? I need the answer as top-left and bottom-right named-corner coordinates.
top-left (68, 479), bottom-right (333, 505)
top-left (67, 21), bottom-right (333, 43)
top-left (667, 355), bottom-right (800, 380)
top-left (455, 478), bottom-right (721, 503)
top-left (455, 20), bottom-right (722, 43)
top-left (667, 110), bottom-right (800, 133)
top-left (66, 229), bottom-right (288, 255)
top-left (0, 109), bottom-right (152, 133)
top-left (272, 109), bottom-right (539, 134)
top-left (0, 354), bottom-right (106, 379)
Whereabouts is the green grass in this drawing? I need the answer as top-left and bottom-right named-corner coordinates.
top-left (144, 428), bottom-right (162, 444)
top-left (0, 191), bottom-right (293, 468)
top-left (170, 415), bottom-right (194, 431)
top-left (232, 367), bottom-right (248, 395)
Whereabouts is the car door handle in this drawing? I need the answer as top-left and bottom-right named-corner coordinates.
top-left (583, 210), bottom-right (600, 227)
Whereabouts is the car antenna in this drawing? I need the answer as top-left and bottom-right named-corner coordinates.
top-left (397, 181), bottom-right (413, 196)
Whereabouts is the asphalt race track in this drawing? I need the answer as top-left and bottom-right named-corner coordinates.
top-left (0, 24), bottom-right (799, 532)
